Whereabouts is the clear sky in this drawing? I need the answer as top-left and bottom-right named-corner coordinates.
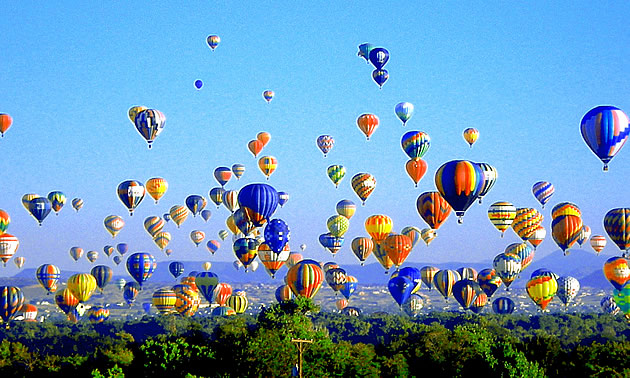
top-left (1, 1), bottom-right (629, 276)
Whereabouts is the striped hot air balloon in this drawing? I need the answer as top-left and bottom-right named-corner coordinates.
top-left (511, 208), bottom-right (543, 242)
top-left (152, 288), bottom-right (176, 315)
top-left (67, 273), bottom-right (97, 303)
top-left (580, 105), bottom-right (630, 171)
top-left (364, 215), bottom-right (393, 243)
top-left (416, 192), bottom-right (451, 230)
top-left (351, 173), bottom-right (376, 205)
top-left (487, 201), bottom-right (517, 237)
top-left (286, 259), bottom-right (324, 299)
top-left (590, 235), bottom-right (607, 255)
top-left (36, 264), bottom-right (60, 294)
top-left (434, 160), bottom-right (485, 223)
top-left (532, 181), bottom-right (554, 209)
top-left (0, 233), bottom-right (19, 266)
top-left (145, 177), bottom-right (168, 204)
top-left (258, 156), bottom-right (277, 179)
top-left (316, 135), bottom-right (334, 157)
top-left (604, 208), bottom-right (630, 256)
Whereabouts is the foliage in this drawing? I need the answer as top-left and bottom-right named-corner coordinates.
top-left (0, 310), bottom-right (628, 377)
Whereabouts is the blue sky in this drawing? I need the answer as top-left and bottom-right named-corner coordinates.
top-left (1, 1), bottom-right (629, 275)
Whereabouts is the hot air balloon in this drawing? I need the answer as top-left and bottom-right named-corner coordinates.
top-left (317, 233), bottom-right (343, 255)
top-left (116, 243), bottom-right (129, 256)
top-left (476, 268), bottom-right (502, 298)
top-left (326, 215), bottom-right (349, 238)
top-left (326, 165), bottom-right (346, 188)
top-left (526, 225), bottom-right (546, 250)
top-left (505, 242), bottom-right (534, 272)
top-left (233, 237), bottom-right (260, 270)
top-left (213, 283), bottom-right (232, 306)
top-left (209, 187), bottom-right (226, 208)
top-left (86, 250), bottom-right (99, 263)
top-left (47, 191), bottom-right (66, 215)
top-left (580, 105), bottom-right (629, 171)
top-left (223, 190), bottom-right (239, 213)
top-left (201, 209), bottom-right (212, 222)
top-left (103, 245), bottom-right (115, 257)
top-left (233, 208), bottom-right (257, 236)
top-left (258, 156), bottom-right (277, 179)
top-left (433, 269), bottom-right (458, 300)
top-left (69, 246), bottom-right (83, 262)
top-left (275, 284), bottom-right (293, 302)
top-left (91, 265), bottom-right (113, 293)
top-left (202, 262), bottom-right (212, 271)
top-left (13, 256), bottom-right (24, 269)
top-left (143, 216), bottom-right (165, 238)
top-left (357, 42), bottom-right (375, 62)
top-left (278, 192), bottom-right (289, 207)
top-left (193, 79), bottom-right (203, 90)
top-left (364, 215), bottom-right (393, 243)
top-left (141, 179), bottom-right (166, 206)
top-left (67, 273), bottom-right (97, 303)
top-left (487, 201), bottom-right (516, 237)
top-left (185, 195), bottom-right (207, 217)
top-left (401, 131), bottom-right (430, 159)
top-left (104, 215), bottom-right (124, 238)
top-left (356, 114), bottom-right (379, 140)
top-left (388, 275), bottom-right (414, 307)
top-left (416, 192), bottom-right (451, 230)
top-left (195, 271), bottom-right (219, 303)
top-left (113, 255), bottom-right (122, 265)
top-left (168, 261), bottom-right (185, 280)
top-left (169, 205), bottom-right (189, 228)
top-left (369, 47), bottom-right (389, 69)
top-left (453, 279), bottom-right (483, 310)
top-left (551, 202), bottom-right (582, 219)
top-left (325, 267), bottom-right (347, 292)
top-left (391, 267), bottom-right (422, 294)
top-left (117, 180), bottom-right (145, 216)
top-left (405, 158), bottom-right (428, 187)
top-left (340, 276), bottom-right (358, 300)
top-left (286, 259), bottom-right (324, 299)
top-left (551, 214), bottom-right (582, 255)
top-left (20, 303), bottom-right (38, 322)
top-left (576, 225), bottom-right (592, 247)
top-left (526, 274), bottom-right (558, 311)
top-left (286, 251), bottom-right (303, 269)
top-left (248, 140), bottom-right (264, 158)
top-left (476, 163), bottom-right (497, 204)
top-left (335, 298), bottom-right (348, 311)
top-left (349, 237), bottom-right (373, 266)
top-left (603, 256), bottom-right (630, 290)
top-left (372, 69), bottom-right (388, 88)
top-left (590, 235), bottom-right (607, 255)
top-left (435, 160), bottom-right (485, 223)
top-left (462, 128), bottom-right (479, 147)
top-left (206, 240), bottom-right (220, 254)
top-left (420, 266), bottom-right (439, 290)
top-left (335, 200), bottom-right (356, 220)
top-left (87, 306), bottom-right (110, 323)
top-left (351, 173), bottom-right (376, 205)
top-left (126, 252), bottom-right (157, 288)
top-left (0, 286), bottom-right (24, 325)
top-left (28, 197), bottom-right (51, 226)
top-left (231, 164), bottom-right (245, 180)
top-left (152, 288), bottom-right (176, 315)
top-left (190, 230), bottom-right (205, 247)
top-left (174, 284), bottom-right (200, 317)
top-left (492, 297), bottom-right (515, 314)
top-left (420, 228), bottom-right (437, 246)
top-left (134, 109), bottom-right (166, 149)
top-left (226, 294), bottom-right (248, 314)
top-left (457, 267), bottom-right (478, 281)
top-left (0, 113), bottom-right (13, 137)
top-left (604, 208), bottom-right (630, 256)
top-left (512, 208), bottom-right (544, 242)
top-left (128, 106), bottom-right (147, 123)
top-left (36, 264), bottom-right (60, 294)
top-left (258, 242), bottom-right (290, 279)
top-left (556, 276), bottom-right (580, 307)
top-left (395, 102), bottom-right (414, 126)
top-left (317, 135), bottom-right (334, 157)
top-left (493, 253), bottom-right (521, 290)
top-left (237, 183), bottom-right (279, 227)
top-left (264, 219), bottom-right (291, 252)
top-left (71, 198), bottom-right (83, 212)
top-left (531, 181), bottom-right (554, 209)
top-left (0, 234), bottom-right (19, 266)
top-left (207, 35), bottom-right (220, 50)
top-left (55, 288), bottom-right (79, 315)
top-left (262, 90), bottom-right (274, 103)
top-left (214, 167), bottom-right (232, 187)
top-left (115, 278), bottom-right (126, 291)
top-left (153, 231), bottom-right (171, 250)
top-left (383, 234), bottom-right (413, 270)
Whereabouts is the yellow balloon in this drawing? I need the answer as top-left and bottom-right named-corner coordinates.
top-left (67, 273), bottom-right (97, 303)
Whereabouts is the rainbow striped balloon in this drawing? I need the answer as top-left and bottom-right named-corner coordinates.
top-left (401, 131), bottom-right (430, 159)
top-left (604, 208), bottom-right (630, 255)
top-left (435, 160), bottom-right (485, 222)
top-left (351, 173), bottom-right (376, 205)
top-left (286, 259), bottom-right (324, 299)
top-left (532, 181), bottom-right (554, 208)
top-left (487, 201), bottom-right (517, 236)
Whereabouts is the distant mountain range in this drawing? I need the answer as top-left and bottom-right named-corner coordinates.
top-left (5, 248), bottom-right (612, 289)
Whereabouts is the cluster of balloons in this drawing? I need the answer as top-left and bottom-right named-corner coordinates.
top-left (357, 43), bottom-right (390, 88)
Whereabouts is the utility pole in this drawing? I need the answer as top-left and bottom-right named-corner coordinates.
top-left (291, 338), bottom-right (313, 378)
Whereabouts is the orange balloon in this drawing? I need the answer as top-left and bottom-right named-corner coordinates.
top-left (382, 234), bottom-right (413, 269)
top-left (258, 156), bottom-right (277, 179)
top-left (365, 215), bottom-right (393, 243)
top-left (416, 192), bottom-right (451, 230)
top-left (0, 114), bottom-right (12, 137)
top-left (248, 140), bottom-right (264, 158)
top-left (257, 132), bottom-right (271, 147)
top-left (357, 114), bottom-right (379, 140)
top-left (405, 158), bottom-right (428, 187)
